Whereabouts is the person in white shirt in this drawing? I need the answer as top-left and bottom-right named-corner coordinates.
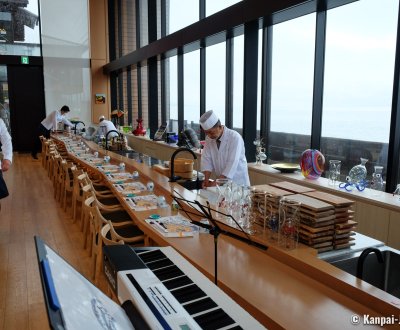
top-left (199, 110), bottom-right (250, 187)
top-left (32, 105), bottom-right (73, 159)
top-left (0, 118), bottom-right (12, 172)
top-left (93, 115), bottom-right (119, 138)
top-left (0, 118), bottom-right (12, 208)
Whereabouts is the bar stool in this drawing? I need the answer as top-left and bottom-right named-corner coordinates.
top-left (107, 220), bottom-right (146, 246)
top-left (40, 136), bottom-right (47, 167)
top-left (71, 168), bottom-right (85, 222)
top-left (52, 155), bottom-right (64, 202)
top-left (82, 191), bottom-right (131, 253)
top-left (80, 173), bottom-right (122, 208)
top-left (61, 161), bottom-right (77, 212)
top-left (47, 148), bottom-right (58, 179)
top-left (92, 221), bottom-right (126, 284)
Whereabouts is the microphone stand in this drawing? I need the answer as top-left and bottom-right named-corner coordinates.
top-left (171, 189), bottom-right (268, 286)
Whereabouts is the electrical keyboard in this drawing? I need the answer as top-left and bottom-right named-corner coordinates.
top-left (103, 245), bottom-right (265, 330)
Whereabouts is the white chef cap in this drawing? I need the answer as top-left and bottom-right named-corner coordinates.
top-left (99, 115), bottom-right (105, 121)
top-left (199, 110), bottom-right (219, 130)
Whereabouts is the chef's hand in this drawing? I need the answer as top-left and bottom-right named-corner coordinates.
top-left (1, 159), bottom-right (11, 172)
top-left (202, 180), bottom-right (216, 188)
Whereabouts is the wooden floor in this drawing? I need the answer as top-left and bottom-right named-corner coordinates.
top-left (0, 153), bottom-right (110, 330)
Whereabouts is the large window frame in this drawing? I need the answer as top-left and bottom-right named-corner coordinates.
top-left (106, 0), bottom-right (400, 192)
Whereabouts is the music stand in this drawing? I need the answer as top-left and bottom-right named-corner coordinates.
top-left (171, 190), bottom-right (268, 285)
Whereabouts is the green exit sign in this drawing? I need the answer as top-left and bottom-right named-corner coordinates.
top-left (21, 56), bottom-right (29, 64)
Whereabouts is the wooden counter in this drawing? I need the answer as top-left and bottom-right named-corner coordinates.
top-left (58, 134), bottom-right (400, 329)
top-left (248, 163), bottom-right (400, 250)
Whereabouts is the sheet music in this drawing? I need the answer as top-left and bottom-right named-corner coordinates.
top-left (45, 246), bottom-right (134, 330)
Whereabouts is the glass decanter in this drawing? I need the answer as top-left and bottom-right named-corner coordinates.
top-left (347, 157), bottom-right (368, 184)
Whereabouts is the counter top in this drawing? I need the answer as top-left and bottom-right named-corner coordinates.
top-left (56, 134), bottom-right (400, 329)
top-left (248, 162), bottom-right (400, 212)
top-left (318, 232), bottom-right (385, 261)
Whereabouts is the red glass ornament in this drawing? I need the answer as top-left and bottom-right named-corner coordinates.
top-left (132, 118), bottom-right (146, 136)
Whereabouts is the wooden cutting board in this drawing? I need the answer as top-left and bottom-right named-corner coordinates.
top-left (301, 212), bottom-right (335, 223)
top-left (268, 181), bottom-right (316, 194)
top-left (300, 233), bottom-right (334, 243)
top-left (300, 223), bottom-right (334, 233)
top-left (252, 184), bottom-right (294, 197)
top-left (303, 190), bottom-right (355, 207)
top-left (335, 219), bottom-right (357, 229)
top-left (283, 194), bottom-right (334, 213)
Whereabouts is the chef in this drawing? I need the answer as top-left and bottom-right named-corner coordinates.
top-left (32, 105), bottom-right (73, 159)
top-left (199, 110), bottom-right (250, 187)
top-left (95, 115), bottom-right (119, 138)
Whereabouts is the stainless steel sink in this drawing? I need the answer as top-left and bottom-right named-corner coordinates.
top-left (329, 249), bottom-right (400, 298)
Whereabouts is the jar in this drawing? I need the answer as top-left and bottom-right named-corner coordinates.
top-left (278, 198), bottom-right (301, 250)
top-left (371, 165), bottom-right (384, 195)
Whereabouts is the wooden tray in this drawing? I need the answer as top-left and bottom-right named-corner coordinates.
top-left (301, 211), bottom-right (335, 222)
top-left (300, 230), bottom-right (334, 239)
top-left (300, 223), bottom-right (334, 233)
top-left (335, 219), bottom-right (358, 229)
top-left (269, 181), bottom-right (316, 194)
top-left (300, 234), bottom-right (333, 243)
top-left (251, 184), bottom-right (294, 197)
top-left (303, 190), bottom-right (355, 207)
top-left (284, 194), bottom-right (334, 213)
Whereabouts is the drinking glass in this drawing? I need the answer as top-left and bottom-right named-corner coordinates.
top-left (278, 198), bottom-right (301, 250)
top-left (265, 194), bottom-right (279, 241)
top-left (328, 160), bottom-right (341, 186)
top-left (241, 186), bottom-right (255, 234)
top-left (371, 166), bottom-right (384, 196)
top-left (215, 178), bottom-right (232, 221)
top-left (230, 183), bottom-right (243, 225)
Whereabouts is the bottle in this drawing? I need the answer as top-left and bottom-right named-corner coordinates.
top-left (347, 158), bottom-right (368, 185)
top-left (171, 199), bottom-right (179, 214)
top-left (371, 166), bottom-right (384, 195)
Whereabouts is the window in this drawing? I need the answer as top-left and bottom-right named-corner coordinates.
top-left (232, 35), bottom-right (244, 131)
top-left (269, 14), bottom-right (316, 163)
top-left (256, 28), bottom-right (262, 136)
top-left (322, 0), bottom-right (398, 180)
top-left (0, 0), bottom-right (41, 56)
top-left (140, 60), bottom-right (149, 127)
top-left (206, 0), bottom-right (242, 17)
top-left (184, 50), bottom-right (200, 132)
top-left (206, 42), bottom-right (226, 124)
top-left (168, 0), bottom-right (199, 35)
top-left (167, 56), bottom-right (178, 133)
top-left (120, 0), bottom-right (136, 55)
top-left (139, 0), bottom-right (149, 47)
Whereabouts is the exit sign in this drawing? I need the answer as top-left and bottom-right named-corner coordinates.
top-left (21, 56), bottom-right (29, 64)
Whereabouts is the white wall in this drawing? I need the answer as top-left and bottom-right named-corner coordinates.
top-left (40, 0), bottom-right (91, 125)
